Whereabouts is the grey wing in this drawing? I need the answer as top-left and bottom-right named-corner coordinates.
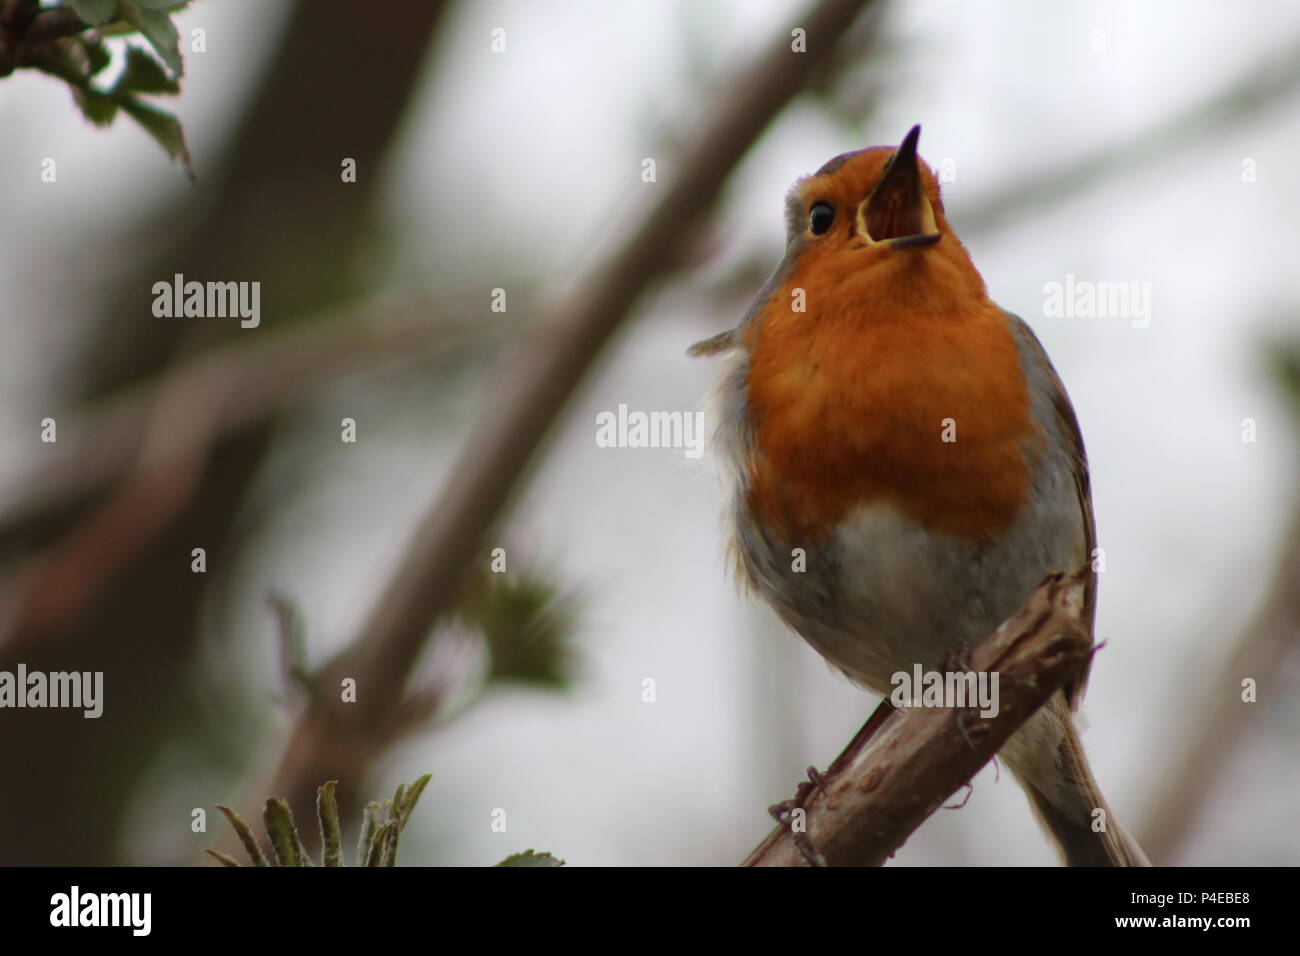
top-left (1004, 310), bottom-right (1098, 710)
top-left (687, 328), bottom-right (738, 357)
top-left (687, 240), bottom-right (803, 358)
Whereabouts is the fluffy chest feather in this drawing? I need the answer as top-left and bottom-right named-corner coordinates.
top-left (741, 293), bottom-right (1037, 543)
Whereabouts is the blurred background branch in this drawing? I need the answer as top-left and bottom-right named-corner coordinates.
top-left (0, 0), bottom-right (451, 865)
top-left (243, 0), bottom-right (884, 854)
top-left (0, 296), bottom-right (504, 651)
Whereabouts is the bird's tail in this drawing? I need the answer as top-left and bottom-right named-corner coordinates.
top-left (1006, 699), bottom-right (1151, 867)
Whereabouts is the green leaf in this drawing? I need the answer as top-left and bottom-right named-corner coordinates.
top-left (393, 773), bottom-right (432, 830)
top-left (209, 775), bottom-right (431, 871)
top-left (119, 1), bottom-right (183, 77)
top-left (113, 45), bottom-right (178, 95)
top-left (1265, 343), bottom-right (1300, 426)
top-left (380, 822), bottom-right (401, 866)
top-left (66, 0), bottom-right (119, 26)
top-left (72, 85), bottom-right (118, 126)
top-left (118, 97), bottom-right (194, 180)
top-left (317, 781), bottom-right (344, 868)
top-left (135, 0), bottom-right (192, 10)
top-left (264, 797), bottom-right (312, 867)
top-left (364, 822), bottom-right (398, 867)
top-left (495, 850), bottom-right (566, 868)
top-left (80, 38), bottom-right (112, 77)
top-left (215, 805), bottom-right (268, 867)
top-left (465, 572), bottom-right (577, 688)
top-left (356, 801), bottom-right (380, 867)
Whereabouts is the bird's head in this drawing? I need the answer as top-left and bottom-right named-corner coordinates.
top-left (787, 124), bottom-right (948, 256)
top-left (687, 126), bottom-right (982, 359)
top-left (759, 124), bottom-right (986, 319)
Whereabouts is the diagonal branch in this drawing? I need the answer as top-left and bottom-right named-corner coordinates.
top-left (0, 298), bottom-right (496, 653)
top-left (337, 0), bottom-right (883, 715)
top-left (743, 570), bottom-right (1093, 867)
top-left (237, 0), bottom-right (885, 847)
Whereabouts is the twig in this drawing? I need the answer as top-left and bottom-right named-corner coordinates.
top-left (743, 570), bottom-right (1093, 867)
top-left (1, 295), bottom-right (494, 527)
top-left (0, 298), bottom-right (496, 653)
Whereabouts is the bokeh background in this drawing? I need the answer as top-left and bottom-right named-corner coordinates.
top-left (1, 0), bottom-right (1297, 866)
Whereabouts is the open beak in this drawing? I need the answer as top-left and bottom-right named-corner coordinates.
top-left (855, 125), bottom-right (941, 249)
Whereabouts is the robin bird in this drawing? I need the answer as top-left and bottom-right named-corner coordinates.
top-left (690, 125), bottom-right (1148, 867)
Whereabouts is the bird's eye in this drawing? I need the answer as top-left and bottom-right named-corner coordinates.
top-left (808, 202), bottom-right (835, 236)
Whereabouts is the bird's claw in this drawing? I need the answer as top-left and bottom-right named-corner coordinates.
top-left (766, 765), bottom-right (833, 866)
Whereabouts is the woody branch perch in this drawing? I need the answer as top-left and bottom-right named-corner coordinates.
top-left (744, 570), bottom-right (1093, 867)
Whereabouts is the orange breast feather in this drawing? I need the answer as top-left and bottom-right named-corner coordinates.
top-left (743, 253), bottom-right (1037, 543)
